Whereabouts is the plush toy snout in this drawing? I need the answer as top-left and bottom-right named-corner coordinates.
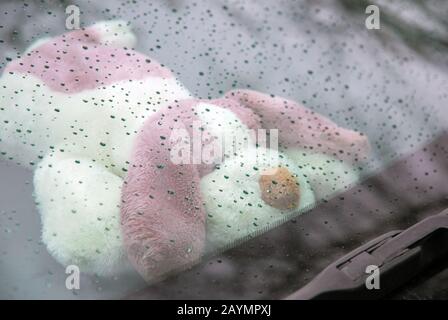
top-left (259, 167), bottom-right (301, 210)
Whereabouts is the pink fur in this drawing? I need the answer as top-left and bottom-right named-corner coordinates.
top-left (6, 26), bottom-right (172, 93)
top-left (120, 100), bottom-right (205, 282)
top-left (225, 89), bottom-right (371, 165)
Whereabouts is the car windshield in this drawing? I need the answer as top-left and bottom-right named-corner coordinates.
top-left (1, 0), bottom-right (447, 299)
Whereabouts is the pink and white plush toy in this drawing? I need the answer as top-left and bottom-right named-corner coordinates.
top-left (0, 21), bottom-right (370, 281)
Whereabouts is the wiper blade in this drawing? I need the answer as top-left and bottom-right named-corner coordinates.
top-left (287, 208), bottom-right (448, 300)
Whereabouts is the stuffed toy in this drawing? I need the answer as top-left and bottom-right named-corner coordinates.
top-left (0, 21), bottom-right (370, 282)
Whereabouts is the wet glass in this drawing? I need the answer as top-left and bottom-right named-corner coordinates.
top-left (0, 0), bottom-right (447, 299)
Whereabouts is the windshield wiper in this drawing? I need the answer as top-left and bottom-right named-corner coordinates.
top-left (287, 208), bottom-right (448, 300)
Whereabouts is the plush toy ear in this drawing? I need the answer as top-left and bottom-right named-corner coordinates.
top-left (6, 20), bottom-right (172, 94)
top-left (224, 89), bottom-right (370, 165)
top-left (120, 96), bottom-right (263, 282)
top-left (120, 99), bottom-right (211, 282)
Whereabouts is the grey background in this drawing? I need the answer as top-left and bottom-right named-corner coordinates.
top-left (1, 0), bottom-right (448, 299)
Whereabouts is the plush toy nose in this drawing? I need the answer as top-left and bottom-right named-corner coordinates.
top-left (258, 167), bottom-right (300, 210)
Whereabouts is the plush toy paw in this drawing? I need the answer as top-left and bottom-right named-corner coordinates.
top-left (34, 151), bottom-right (132, 276)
